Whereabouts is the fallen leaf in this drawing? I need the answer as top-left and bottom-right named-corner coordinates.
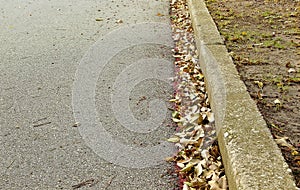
top-left (274, 99), bottom-right (281, 105)
top-left (291, 150), bottom-right (298, 156)
top-left (207, 112), bottom-right (215, 122)
top-left (181, 163), bottom-right (194, 172)
top-left (177, 162), bottom-right (185, 168)
top-left (275, 136), bottom-right (295, 150)
top-left (72, 122), bottom-right (80, 127)
top-left (116, 19), bottom-right (123, 24)
top-left (254, 80), bottom-right (264, 89)
top-left (180, 138), bottom-right (198, 146)
top-left (208, 180), bottom-right (222, 190)
top-left (167, 136), bottom-right (180, 143)
top-left (218, 176), bottom-right (228, 189)
top-left (195, 163), bottom-right (203, 176)
top-left (172, 111), bottom-right (180, 118)
top-left (172, 117), bottom-right (183, 123)
top-left (165, 156), bottom-right (175, 162)
top-left (183, 183), bottom-right (189, 190)
top-left (288, 68), bottom-right (296, 73)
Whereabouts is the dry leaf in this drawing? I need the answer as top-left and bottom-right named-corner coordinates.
top-left (274, 99), bottom-right (281, 105)
top-left (288, 68), bottom-right (296, 73)
top-left (183, 183), bottom-right (189, 190)
top-left (172, 117), bottom-right (183, 123)
top-left (195, 163), bottom-right (203, 176)
top-left (181, 163), bottom-right (194, 172)
top-left (275, 136), bottom-right (295, 150)
top-left (165, 156), bottom-right (174, 162)
top-left (177, 162), bottom-right (185, 168)
top-left (116, 19), bottom-right (123, 24)
top-left (207, 112), bottom-right (215, 122)
top-left (254, 80), bottom-right (264, 88)
top-left (167, 136), bottom-right (180, 143)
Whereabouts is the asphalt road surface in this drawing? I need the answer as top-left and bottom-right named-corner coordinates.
top-left (0, 0), bottom-right (178, 189)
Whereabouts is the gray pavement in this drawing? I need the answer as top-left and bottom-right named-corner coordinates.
top-left (0, 0), bottom-right (178, 189)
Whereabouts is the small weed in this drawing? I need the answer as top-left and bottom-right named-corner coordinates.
top-left (274, 41), bottom-right (286, 49)
top-left (270, 76), bottom-right (283, 84)
top-left (262, 38), bottom-right (287, 49)
top-left (261, 11), bottom-right (282, 19)
top-left (218, 20), bottom-right (231, 27)
top-left (288, 77), bottom-right (300, 83)
top-left (261, 32), bottom-right (273, 38)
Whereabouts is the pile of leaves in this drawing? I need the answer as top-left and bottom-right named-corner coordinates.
top-left (166, 0), bottom-right (228, 189)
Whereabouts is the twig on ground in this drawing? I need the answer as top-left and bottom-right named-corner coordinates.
top-left (103, 175), bottom-right (116, 189)
top-left (72, 178), bottom-right (99, 189)
top-left (33, 121), bottom-right (51, 127)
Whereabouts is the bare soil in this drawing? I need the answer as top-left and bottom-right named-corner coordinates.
top-left (204, 0), bottom-right (300, 187)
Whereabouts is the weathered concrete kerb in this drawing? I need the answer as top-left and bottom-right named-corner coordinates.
top-left (187, 0), bottom-right (298, 189)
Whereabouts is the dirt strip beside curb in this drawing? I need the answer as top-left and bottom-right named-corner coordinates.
top-left (187, 0), bottom-right (297, 189)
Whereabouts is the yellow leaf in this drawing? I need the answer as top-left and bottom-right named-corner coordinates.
top-left (172, 111), bottom-right (180, 118)
top-left (181, 162), bottom-right (196, 172)
top-left (291, 150), bottom-right (298, 156)
top-left (167, 137), bottom-right (180, 143)
top-left (241, 31), bottom-right (247, 36)
top-left (254, 80), bottom-right (264, 88)
top-left (184, 181), bottom-right (193, 186)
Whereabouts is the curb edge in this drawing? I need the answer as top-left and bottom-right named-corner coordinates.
top-left (187, 0), bottom-right (298, 189)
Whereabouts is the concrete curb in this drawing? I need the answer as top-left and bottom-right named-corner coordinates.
top-left (187, 0), bottom-right (298, 189)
